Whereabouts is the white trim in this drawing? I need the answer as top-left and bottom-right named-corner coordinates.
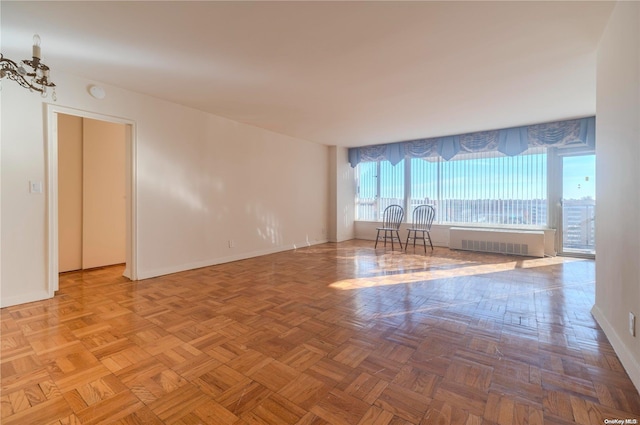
top-left (591, 305), bottom-right (640, 393)
top-left (45, 105), bottom-right (59, 296)
top-left (136, 239), bottom-right (328, 280)
top-left (45, 105), bottom-right (138, 298)
top-left (556, 152), bottom-right (596, 258)
top-left (0, 81), bottom-right (2, 307)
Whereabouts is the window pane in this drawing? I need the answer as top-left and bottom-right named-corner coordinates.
top-left (379, 159), bottom-right (405, 217)
top-left (354, 148), bottom-right (547, 227)
top-left (355, 160), bottom-right (405, 221)
top-left (355, 162), bottom-right (378, 221)
top-left (409, 158), bottom-right (438, 222)
top-left (439, 148), bottom-right (547, 225)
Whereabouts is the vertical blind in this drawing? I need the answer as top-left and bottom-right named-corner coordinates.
top-left (356, 148), bottom-right (548, 226)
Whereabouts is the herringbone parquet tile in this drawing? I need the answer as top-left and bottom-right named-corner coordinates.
top-left (2, 240), bottom-right (639, 424)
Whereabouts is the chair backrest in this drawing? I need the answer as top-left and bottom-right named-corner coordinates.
top-left (412, 205), bottom-right (435, 230)
top-left (382, 205), bottom-right (404, 229)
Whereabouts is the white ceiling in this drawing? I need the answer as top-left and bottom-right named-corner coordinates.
top-left (2, 1), bottom-right (614, 147)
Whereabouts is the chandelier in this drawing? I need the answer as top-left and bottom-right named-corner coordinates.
top-left (0, 34), bottom-right (56, 100)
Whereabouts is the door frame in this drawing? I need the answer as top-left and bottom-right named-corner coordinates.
top-left (554, 149), bottom-right (596, 258)
top-left (45, 104), bottom-right (137, 294)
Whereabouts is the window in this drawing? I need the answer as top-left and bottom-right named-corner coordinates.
top-left (356, 148), bottom-right (548, 227)
top-left (409, 158), bottom-right (438, 222)
top-left (356, 160), bottom-right (406, 221)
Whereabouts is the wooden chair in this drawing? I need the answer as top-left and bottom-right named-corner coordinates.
top-left (375, 205), bottom-right (404, 250)
top-left (405, 205), bottom-right (435, 253)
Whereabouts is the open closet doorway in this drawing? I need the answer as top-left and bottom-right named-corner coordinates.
top-left (58, 114), bottom-right (126, 272)
top-left (46, 105), bottom-right (137, 295)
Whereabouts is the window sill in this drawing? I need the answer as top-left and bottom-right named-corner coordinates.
top-left (354, 220), bottom-right (553, 232)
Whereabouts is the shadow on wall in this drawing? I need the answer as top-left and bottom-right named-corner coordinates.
top-left (139, 146), bottom-right (209, 213)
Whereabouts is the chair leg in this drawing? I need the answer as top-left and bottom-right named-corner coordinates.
top-left (422, 231), bottom-right (427, 253)
top-left (396, 230), bottom-right (402, 250)
top-left (427, 231), bottom-right (433, 250)
top-left (375, 229), bottom-right (380, 248)
top-left (390, 230), bottom-right (395, 250)
top-left (405, 231), bottom-right (410, 251)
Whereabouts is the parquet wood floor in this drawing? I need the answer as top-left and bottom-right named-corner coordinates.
top-left (2, 240), bottom-right (639, 424)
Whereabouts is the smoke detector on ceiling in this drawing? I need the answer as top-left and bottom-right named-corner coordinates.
top-left (88, 85), bottom-right (106, 99)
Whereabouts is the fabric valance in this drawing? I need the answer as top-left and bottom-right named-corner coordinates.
top-left (348, 116), bottom-right (595, 167)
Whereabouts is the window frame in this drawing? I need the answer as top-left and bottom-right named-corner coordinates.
top-left (355, 147), bottom-right (555, 229)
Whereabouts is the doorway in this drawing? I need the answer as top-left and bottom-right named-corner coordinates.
top-left (560, 154), bottom-right (596, 257)
top-left (46, 105), bottom-right (137, 295)
top-left (58, 114), bottom-right (127, 272)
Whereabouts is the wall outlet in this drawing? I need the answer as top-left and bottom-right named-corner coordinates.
top-left (228, 240), bottom-right (235, 248)
top-left (630, 312), bottom-right (636, 337)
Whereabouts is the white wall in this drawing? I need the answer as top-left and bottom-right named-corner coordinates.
top-left (328, 146), bottom-right (355, 242)
top-left (593, 1), bottom-right (640, 391)
top-left (355, 221), bottom-right (449, 248)
top-left (1, 82), bottom-right (51, 305)
top-left (0, 71), bottom-right (329, 306)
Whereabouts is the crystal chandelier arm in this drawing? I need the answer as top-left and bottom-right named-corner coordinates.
top-left (1, 34), bottom-right (56, 99)
top-left (1, 53), bottom-right (21, 70)
top-left (21, 61), bottom-right (55, 88)
top-left (1, 53), bottom-right (44, 92)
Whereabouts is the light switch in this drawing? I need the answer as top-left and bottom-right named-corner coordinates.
top-left (30, 181), bottom-right (43, 194)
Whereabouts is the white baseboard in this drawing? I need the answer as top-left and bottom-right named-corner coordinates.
top-left (591, 304), bottom-right (640, 393)
top-left (1, 290), bottom-right (51, 308)
top-left (136, 239), bottom-right (329, 280)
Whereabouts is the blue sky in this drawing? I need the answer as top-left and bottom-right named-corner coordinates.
top-left (563, 155), bottom-right (595, 200)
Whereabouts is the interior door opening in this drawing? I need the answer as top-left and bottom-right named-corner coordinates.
top-left (47, 104), bottom-right (136, 296)
top-left (58, 114), bottom-right (127, 273)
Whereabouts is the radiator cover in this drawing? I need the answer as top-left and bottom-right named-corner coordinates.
top-left (449, 227), bottom-right (545, 257)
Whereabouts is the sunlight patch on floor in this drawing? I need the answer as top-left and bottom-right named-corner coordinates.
top-left (329, 255), bottom-right (573, 290)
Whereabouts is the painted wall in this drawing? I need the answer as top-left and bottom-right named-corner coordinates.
top-left (0, 70), bottom-right (329, 307)
top-left (1, 81), bottom-right (51, 305)
top-left (355, 221), bottom-right (448, 248)
top-left (593, 1), bottom-right (640, 391)
top-left (328, 146), bottom-right (355, 243)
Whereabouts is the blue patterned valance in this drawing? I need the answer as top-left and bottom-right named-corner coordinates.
top-left (348, 116), bottom-right (595, 167)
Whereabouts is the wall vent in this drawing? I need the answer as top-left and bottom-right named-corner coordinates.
top-left (451, 228), bottom-right (544, 257)
top-left (461, 239), bottom-right (528, 255)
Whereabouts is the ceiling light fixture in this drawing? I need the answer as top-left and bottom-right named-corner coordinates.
top-left (0, 34), bottom-right (56, 100)
top-left (88, 85), bottom-right (106, 100)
